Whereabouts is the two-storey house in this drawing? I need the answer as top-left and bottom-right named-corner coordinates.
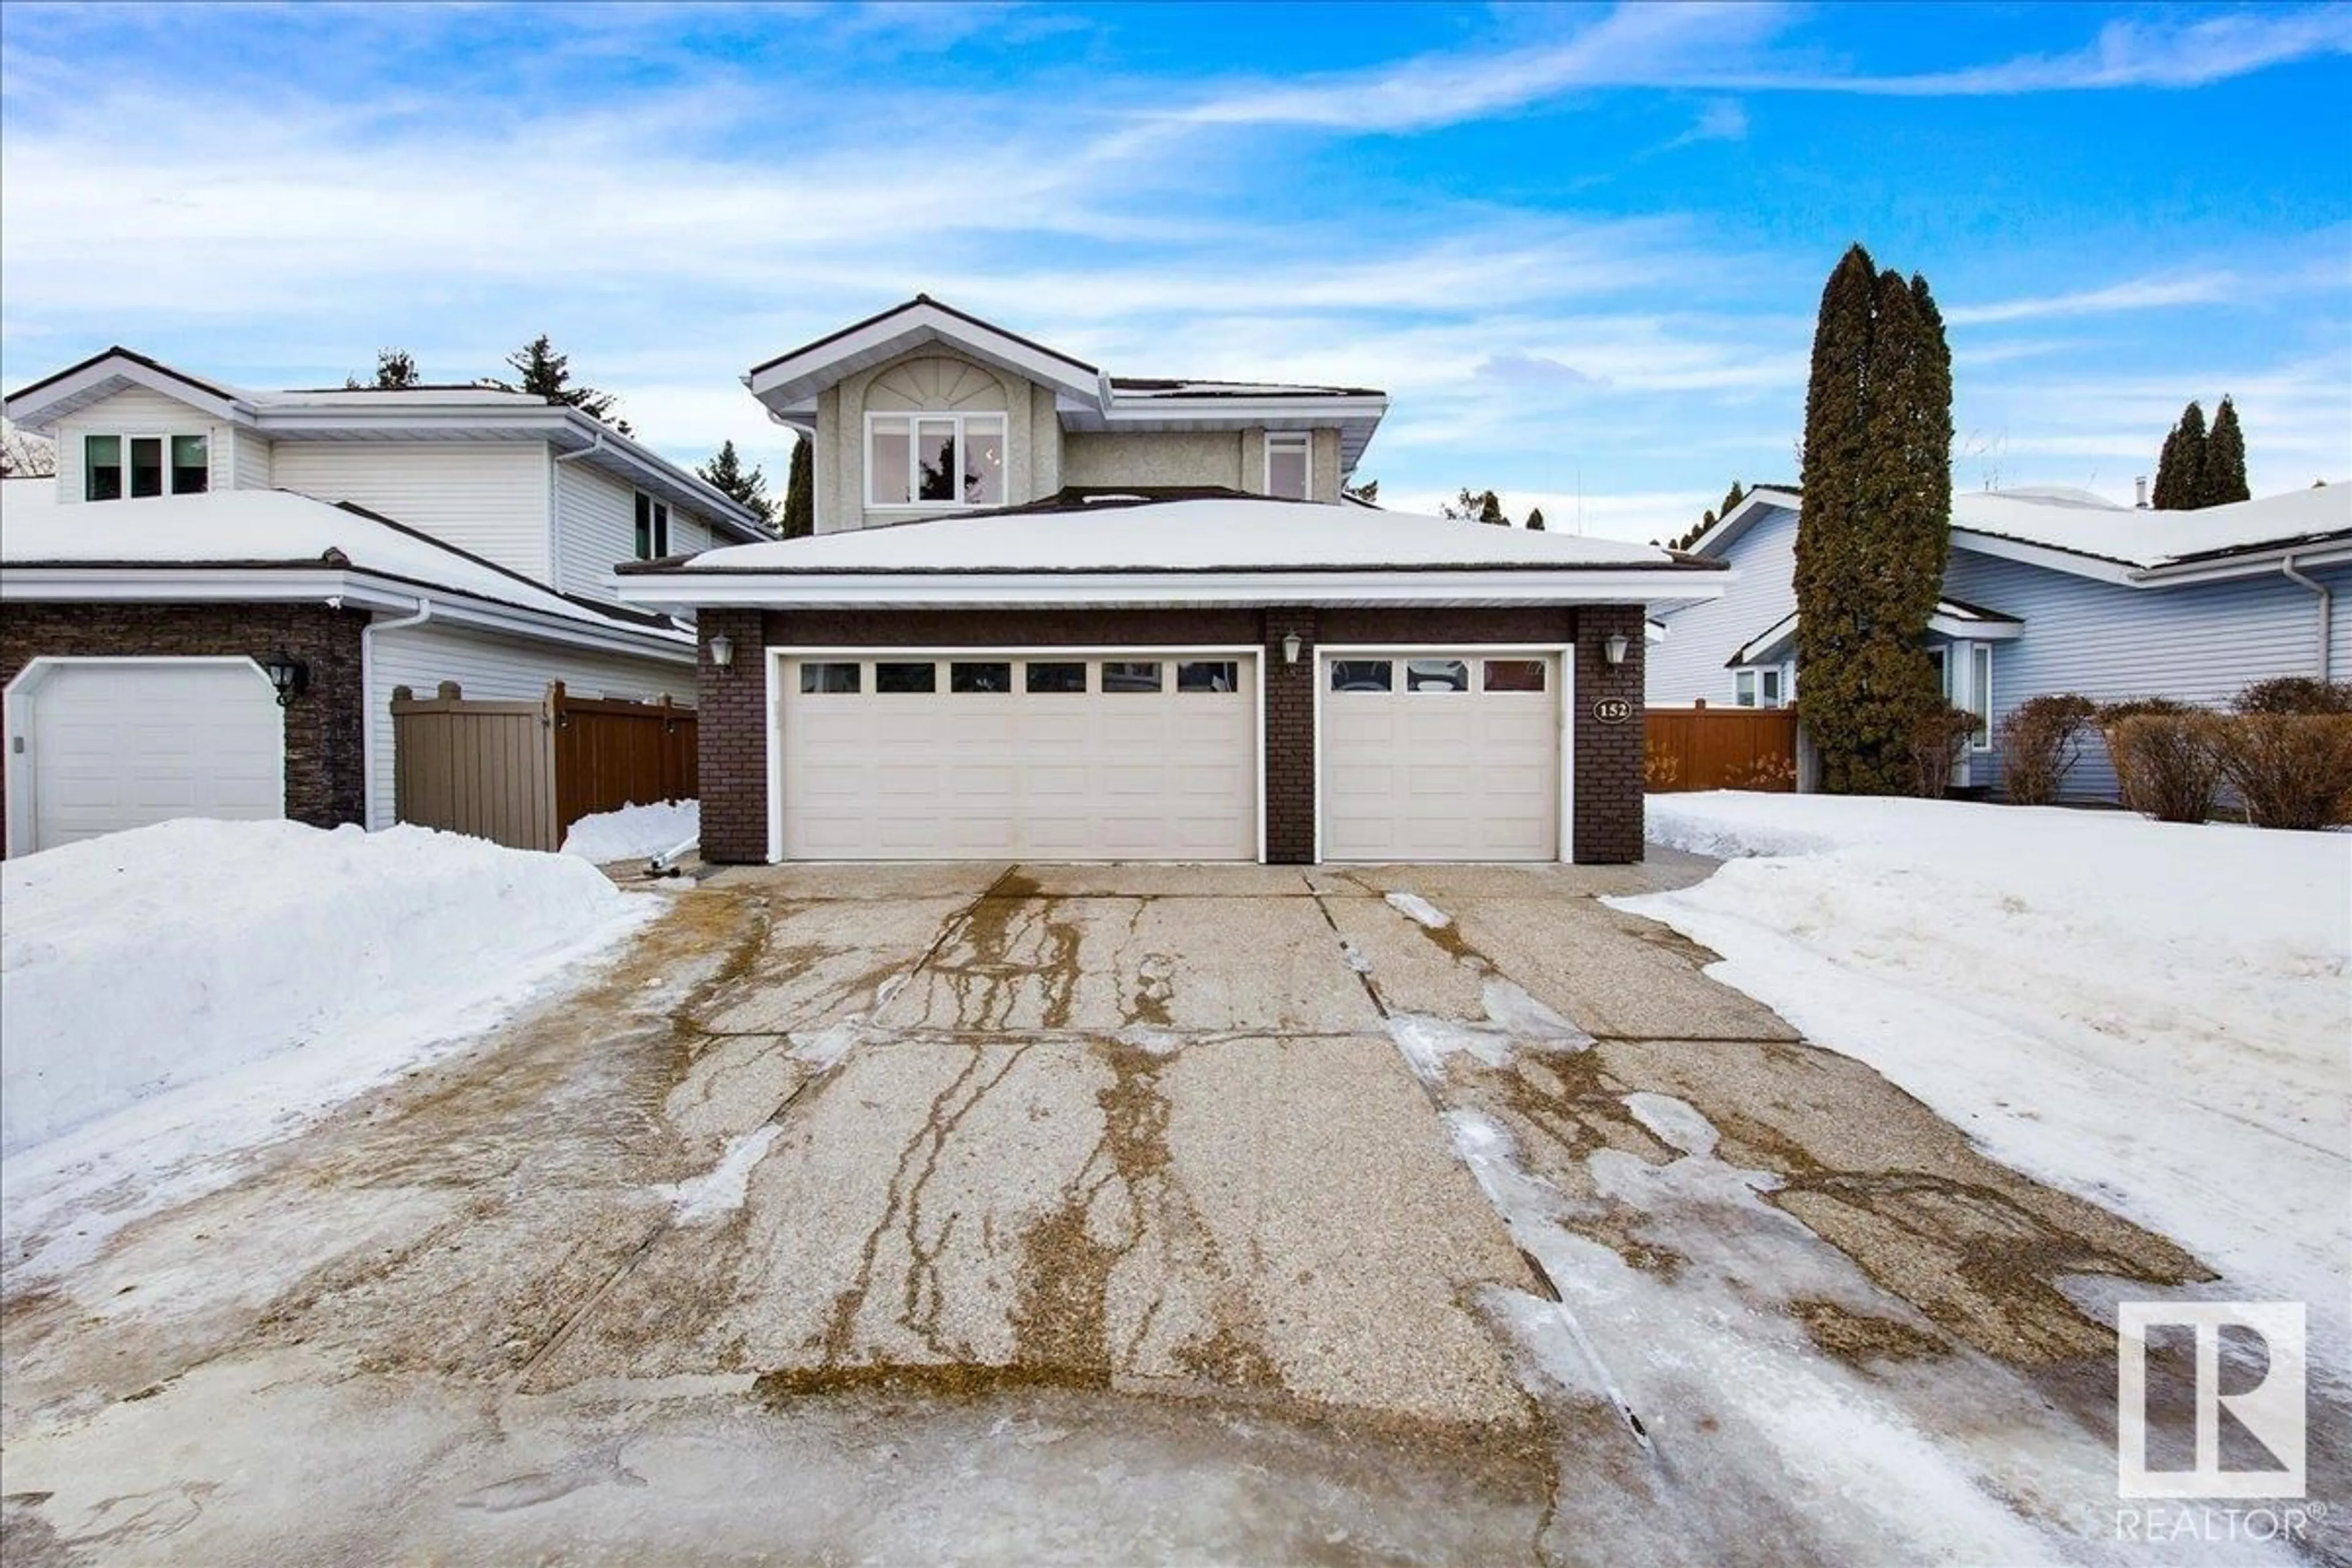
top-left (0, 348), bottom-right (769, 854)
top-left (617, 297), bottom-right (1724, 866)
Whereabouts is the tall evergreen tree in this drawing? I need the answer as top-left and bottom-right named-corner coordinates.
top-left (347, 348), bottom-right (420, 390)
top-left (1525, 506), bottom-right (1546, 532)
top-left (2201, 396), bottom-right (2250, 507)
top-left (1793, 244), bottom-right (1953, 795)
top-left (781, 435), bottom-right (814, 538)
top-left (2151, 399), bottom-right (2207, 510)
top-left (494, 334), bottom-right (628, 432)
top-left (1440, 487), bottom-right (1509, 524)
top-left (1720, 480), bottom-right (1746, 518)
top-left (697, 440), bottom-right (774, 526)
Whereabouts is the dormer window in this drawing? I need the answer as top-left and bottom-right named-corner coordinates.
top-left (634, 492), bottom-right (670, 559)
top-left (85, 434), bottom-right (207, 501)
top-left (1265, 433), bottom-right (1310, 500)
top-left (867, 413), bottom-right (1005, 509)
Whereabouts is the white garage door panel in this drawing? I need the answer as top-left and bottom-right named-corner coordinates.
top-left (23, 661), bottom-right (285, 853)
top-left (1320, 654), bottom-right (1562, 863)
top-left (780, 655), bottom-right (1257, 861)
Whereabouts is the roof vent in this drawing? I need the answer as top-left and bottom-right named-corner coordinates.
top-left (2135, 475), bottom-right (2150, 509)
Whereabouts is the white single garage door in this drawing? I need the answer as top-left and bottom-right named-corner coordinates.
top-left (1321, 652), bottom-right (1564, 862)
top-left (779, 653), bottom-right (1258, 861)
top-left (15, 658), bottom-right (285, 854)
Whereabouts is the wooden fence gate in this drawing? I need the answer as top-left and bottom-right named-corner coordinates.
top-left (1645, 705), bottom-right (1800, 793)
top-left (393, 680), bottom-right (697, 851)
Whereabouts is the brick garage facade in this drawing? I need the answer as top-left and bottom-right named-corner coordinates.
top-left (0, 601), bottom-right (369, 855)
top-left (693, 602), bottom-right (1649, 866)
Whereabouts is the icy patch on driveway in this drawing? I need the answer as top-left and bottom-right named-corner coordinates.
top-left (1385, 981), bottom-right (1591, 1082)
top-left (1621, 1091), bottom-right (1717, 1159)
top-left (1382, 891), bottom-right (1452, 929)
top-left (658, 1125), bottom-right (782, 1224)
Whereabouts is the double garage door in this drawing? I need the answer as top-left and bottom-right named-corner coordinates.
top-left (774, 647), bottom-right (1565, 864)
top-left (9, 658), bottom-right (285, 854)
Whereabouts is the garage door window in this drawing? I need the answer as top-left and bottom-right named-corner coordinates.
top-left (950, 661), bottom-right (1012, 693)
top-left (1177, 660), bottom-right (1239, 693)
top-left (1484, 659), bottom-right (1547, 692)
top-left (1102, 661), bottom-right (1163, 693)
top-left (1025, 662), bottom-right (1087, 694)
top-left (1330, 659), bottom-right (1392, 693)
top-left (800, 662), bottom-right (862, 694)
top-left (1404, 659), bottom-right (1469, 693)
top-left (876, 662), bottom-right (937, 693)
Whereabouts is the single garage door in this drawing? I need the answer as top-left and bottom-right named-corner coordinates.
top-left (16, 658), bottom-right (285, 853)
top-left (780, 653), bottom-right (1257, 860)
top-left (1321, 652), bottom-right (1563, 862)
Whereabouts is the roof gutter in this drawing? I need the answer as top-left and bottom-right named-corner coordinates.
top-left (2280, 554), bottom-right (2332, 682)
top-left (360, 595), bottom-right (434, 828)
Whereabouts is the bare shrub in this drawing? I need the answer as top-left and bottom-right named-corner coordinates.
top-left (2101, 706), bottom-right (2228, 823)
top-left (1909, 706), bottom-right (1982, 798)
top-left (2220, 715), bottom-right (2352, 830)
top-left (2235, 676), bottom-right (2352, 716)
top-left (1996, 693), bottom-right (2097, 805)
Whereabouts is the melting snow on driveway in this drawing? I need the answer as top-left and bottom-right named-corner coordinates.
top-left (1618, 792), bottom-right (2352, 1382)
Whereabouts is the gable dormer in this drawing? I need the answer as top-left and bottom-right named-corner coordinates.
top-left (744, 296), bottom-right (1387, 533)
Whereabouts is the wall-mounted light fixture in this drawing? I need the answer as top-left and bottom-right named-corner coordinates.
top-left (261, 649), bottom-right (308, 707)
top-left (709, 633), bottom-right (735, 670)
top-left (1282, 631), bottom-right (1303, 666)
top-left (1602, 631), bottom-right (1630, 668)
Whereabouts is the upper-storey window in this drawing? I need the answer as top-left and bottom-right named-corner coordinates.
top-left (867, 412), bottom-right (1005, 508)
top-left (85, 434), bottom-right (208, 501)
top-left (634, 491), bottom-right (670, 559)
top-left (1265, 432), bottom-right (1310, 500)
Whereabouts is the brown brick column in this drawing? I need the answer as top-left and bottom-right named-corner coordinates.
top-left (1262, 606), bottom-right (1317, 863)
top-left (695, 608), bottom-right (769, 864)
top-left (1571, 605), bottom-right (1646, 864)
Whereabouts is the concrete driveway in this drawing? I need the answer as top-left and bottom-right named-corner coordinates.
top-left (1, 858), bottom-right (2211, 1566)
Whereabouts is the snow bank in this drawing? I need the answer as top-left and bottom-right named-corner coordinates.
top-left (561, 799), bottom-right (699, 863)
top-left (1618, 793), bottom-right (2352, 1373)
top-left (2, 820), bottom-right (652, 1159)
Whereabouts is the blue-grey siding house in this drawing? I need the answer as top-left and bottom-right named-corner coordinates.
top-left (1648, 483), bottom-right (2352, 798)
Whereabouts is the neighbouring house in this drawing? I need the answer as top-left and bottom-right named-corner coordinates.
top-left (616, 296), bottom-right (1725, 865)
top-left (1648, 482), bottom-right (2351, 797)
top-left (0, 349), bottom-right (770, 855)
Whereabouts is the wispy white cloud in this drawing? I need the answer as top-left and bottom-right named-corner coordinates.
top-left (1658, 98), bottom-right (1749, 153)
top-left (1944, 273), bottom-right (2239, 326)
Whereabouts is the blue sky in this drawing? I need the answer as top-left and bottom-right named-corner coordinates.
top-left (2, 1), bottom-right (2346, 540)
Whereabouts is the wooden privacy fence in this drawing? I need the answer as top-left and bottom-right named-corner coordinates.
top-left (1645, 704), bottom-right (1800, 793)
top-left (393, 680), bottom-right (696, 851)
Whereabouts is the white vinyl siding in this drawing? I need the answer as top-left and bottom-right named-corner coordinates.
top-left (272, 441), bottom-right (551, 581)
top-left (555, 462), bottom-right (722, 601)
top-left (366, 620), bottom-right (693, 831)
top-left (232, 429), bottom-right (274, 491)
top-left (54, 387), bottom-right (232, 502)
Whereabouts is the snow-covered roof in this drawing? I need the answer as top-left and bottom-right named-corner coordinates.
top-left (617, 495), bottom-right (1721, 612)
top-left (1727, 599), bottom-right (2021, 668)
top-left (0, 484), bottom-right (686, 643)
top-left (675, 496), bottom-right (1685, 573)
top-left (1109, 377), bottom-right (1383, 399)
top-left (1693, 481), bottom-right (2350, 578)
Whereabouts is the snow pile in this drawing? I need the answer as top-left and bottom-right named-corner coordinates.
top-left (1, 820), bottom-right (653, 1160)
top-left (561, 799), bottom-right (699, 863)
top-left (1619, 793), bottom-right (2351, 1367)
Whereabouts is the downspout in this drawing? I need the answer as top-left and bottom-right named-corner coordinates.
top-left (360, 596), bottom-right (434, 830)
top-left (551, 431), bottom-right (607, 592)
top-left (2280, 554), bottom-right (2332, 682)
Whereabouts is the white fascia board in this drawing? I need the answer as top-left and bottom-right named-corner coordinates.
top-left (614, 569), bottom-right (1726, 611)
top-left (1927, 611), bottom-right (2022, 639)
top-left (1949, 529), bottom-right (2140, 583)
top-left (5, 358), bottom-right (252, 432)
top-left (2130, 538), bottom-right (2352, 586)
top-left (0, 566), bottom-right (693, 660)
top-left (1684, 488), bottom-right (1800, 559)
top-left (746, 305), bottom-right (1100, 408)
top-left (1098, 394), bottom-right (1390, 425)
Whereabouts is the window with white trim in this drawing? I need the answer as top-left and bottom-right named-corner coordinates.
top-left (867, 412), bottom-right (1006, 508)
top-left (1264, 432), bottom-right (1310, 500)
top-left (1970, 644), bottom-right (1993, 750)
top-left (84, 433), bottom-right (208, 501)
top-left (634, 492), bottom-right (670, 559)
top-left (1732, 665), bottom-right (1785, 709)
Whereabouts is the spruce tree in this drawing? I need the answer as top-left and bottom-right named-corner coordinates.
top-left (782, 435), bottom-right (814, 538)
top-left (2152, 400), bottom-right (2207, 510)
top-left (494, 334), bottom-right (627, 431)
top-left (1525, 507), bottom-right (1545, 532)
top-left (346, 348), bottom-right (420, 389)
top-left (1720, 480), bottom-right (1745, 518)
top-left (1793, 244), bottom-right (1953, 795)
top-left (698, 440), bottom-right (774, 526)
top-left (1477, 489), bottom-right (1507, 526)
top-left (2201, 396), bottom-right (2250, 507)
